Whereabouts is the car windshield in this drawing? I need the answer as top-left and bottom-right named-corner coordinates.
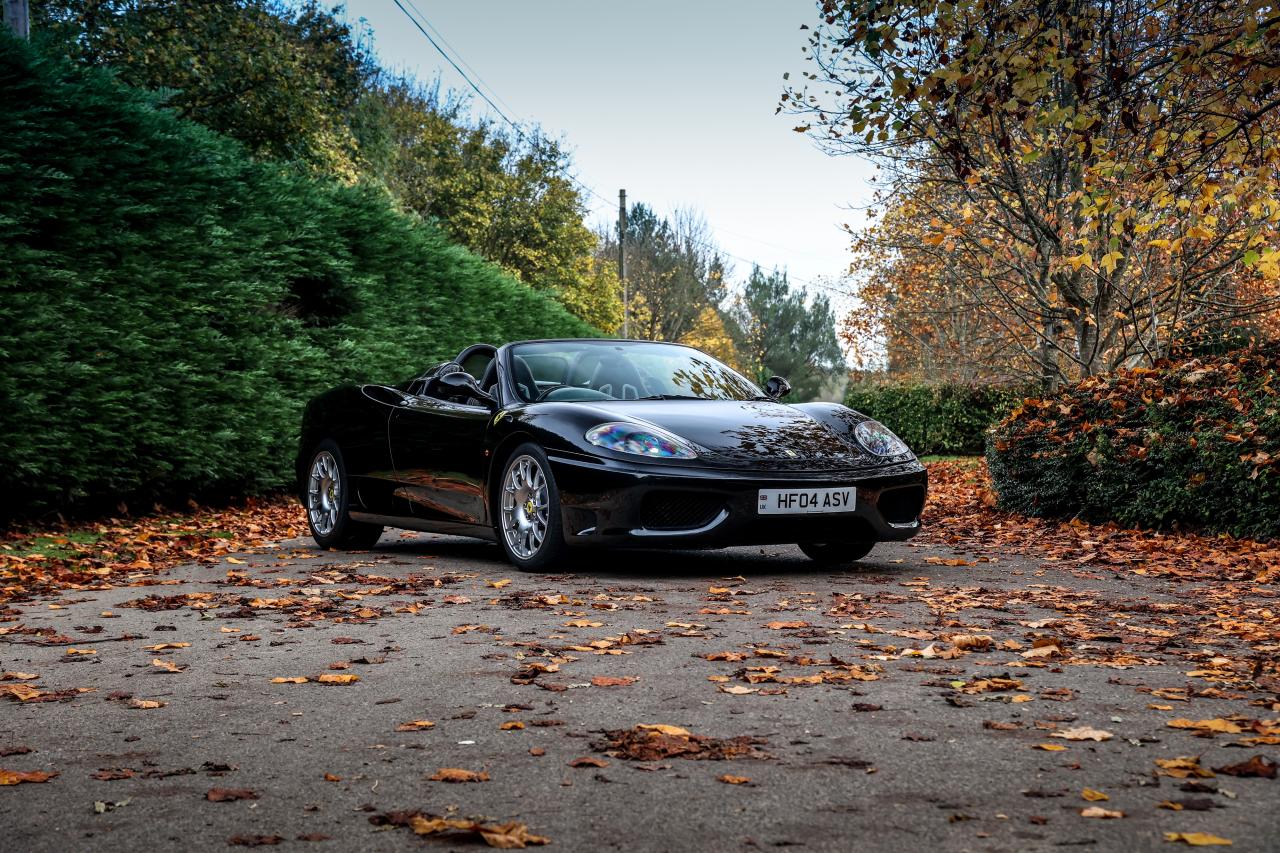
top-left (508, 341), bottom-right (765, 403)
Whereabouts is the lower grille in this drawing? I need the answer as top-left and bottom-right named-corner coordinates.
top-left (878, 485), bottom-right (925, 524)
top-left (639, 491), bottom-right (725, 531)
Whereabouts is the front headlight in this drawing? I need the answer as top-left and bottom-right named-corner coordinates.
top-left (854, 419), bottom-right (909, 457)
top-left (586, 422), bottom-right (698, 459)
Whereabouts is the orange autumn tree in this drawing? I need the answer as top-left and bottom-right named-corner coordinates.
top-left (787, 0), bottom-right (1280, 388)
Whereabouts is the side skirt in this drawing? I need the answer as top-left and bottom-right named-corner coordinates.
top-left (348, 512), bottom-right (497, 543)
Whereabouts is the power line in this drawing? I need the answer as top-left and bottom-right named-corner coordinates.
top-left (386, 0), bottom-right (847, 298)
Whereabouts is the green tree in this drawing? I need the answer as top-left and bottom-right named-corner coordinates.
top-left (730, 268), bottom-right (845, 401)
top-left (371, 77), bottom-right (613, 325)
top-left (33, 0), bottom-right (376, 177)
top-left (0, 33), bottom-right (593, 517)
top-left (600, 204), bottom-right (728, 342)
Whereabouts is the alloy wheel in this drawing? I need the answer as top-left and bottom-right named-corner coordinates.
top-left (501, 454), bottom-right (549, 559)
top-left (307, 450), bottom-right (341, 536)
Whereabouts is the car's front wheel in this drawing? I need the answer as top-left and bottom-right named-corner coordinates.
top-left (305, 440), bottom-right (383, 550)
top-left (798, 540), bottom-right (876, 564)
top-left (496, 443), bottom-right (569, 572)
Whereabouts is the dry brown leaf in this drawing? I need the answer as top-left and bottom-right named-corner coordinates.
top-left (1080, 806), bottom-right (1124, 819)
top-left (1167, 718), bottom-right (1244, 735)
top-left (1163, 832), bottom-right (1233, 846)
top-left (0, 769), bottom-right (57, 785)
top-left (568, 756), bottom-right (608, 768)
top-left (315, 673), bottom-right (359, 685)
top-left (395, 720), bottom-right (435, 731)
top-left (1051, 726), bottom-right (1113, 742)
top-left (428, 768), bottom-right (489, 783)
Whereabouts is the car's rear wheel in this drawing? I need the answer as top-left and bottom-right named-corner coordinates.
top-left (305, 440), bottom-right (383, 550)
top-left (497, 443), bottom-right (568, 572)
top-left (798, 540), bottom-right (876, 564)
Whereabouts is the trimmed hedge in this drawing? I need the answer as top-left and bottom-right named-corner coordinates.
top-left (0, 36), bottom-right (595, 518)
top-left (987, 345), bottom-right (1280, 540)
top-left (844, 383), bottom-right (1024, 456)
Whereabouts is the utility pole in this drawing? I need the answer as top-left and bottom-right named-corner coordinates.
top-left (3, 0), bottom-right (29, 39)
top-left (618, 189), bottom-right (628, 339)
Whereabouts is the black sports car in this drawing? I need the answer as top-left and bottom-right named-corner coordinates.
top-left (296, 339), bottom-right (926, 570)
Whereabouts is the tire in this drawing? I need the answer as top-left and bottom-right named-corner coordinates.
top-left (495, 443), bottom-right (569, 572)
top-left (303, 440), bottom-right (383, 550)
top-left (798, 540), bottom-right (876, 564)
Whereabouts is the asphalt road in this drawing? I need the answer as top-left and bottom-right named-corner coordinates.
top-left (2, 533), bottom-right (1276, 852)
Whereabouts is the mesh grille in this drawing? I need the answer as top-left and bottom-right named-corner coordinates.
top-left (878, 485), bottom-right (925, 524)
top-left (639, 491), bottom-right (725, 531)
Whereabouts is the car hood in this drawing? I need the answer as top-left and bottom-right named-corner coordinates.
top-left (569, 399), bottom-right (876, 471)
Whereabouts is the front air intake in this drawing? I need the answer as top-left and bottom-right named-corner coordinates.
top-left (639, 491), bottom-right (725, 531)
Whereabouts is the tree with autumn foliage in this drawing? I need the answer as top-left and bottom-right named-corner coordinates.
top-left (787, 0), bottom-right (1280, 388)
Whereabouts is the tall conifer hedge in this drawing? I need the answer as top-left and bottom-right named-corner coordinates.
top-left (0, 36), bottom-right (595, 517)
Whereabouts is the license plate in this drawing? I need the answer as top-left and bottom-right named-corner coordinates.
top-left (757, 487), bottom-right (856, 515)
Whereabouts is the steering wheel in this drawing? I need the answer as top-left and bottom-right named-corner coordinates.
top-left (534, 384), bottom-right (568, 402)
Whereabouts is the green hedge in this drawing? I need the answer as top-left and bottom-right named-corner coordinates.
top-left (987, 346), bottom-right (1280, 540)
top-left (0, 35), bottom-right (595, 518)
top-left (844, 383), bottom-right (1024, 456)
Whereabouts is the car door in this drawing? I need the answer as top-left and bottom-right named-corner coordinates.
top-left (387, 394), bottom-right (491, 526)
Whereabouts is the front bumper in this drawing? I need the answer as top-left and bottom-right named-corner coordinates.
top-left (547, 452), bottom-right (927, 549)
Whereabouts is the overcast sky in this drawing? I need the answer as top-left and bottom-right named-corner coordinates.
top-left (340, 0), bottom-right (876, 307)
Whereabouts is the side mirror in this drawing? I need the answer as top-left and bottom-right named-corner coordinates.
top-left (428, 371), bottom-right (497, 408)
top-left (764, 375), bottom-right (792, 400)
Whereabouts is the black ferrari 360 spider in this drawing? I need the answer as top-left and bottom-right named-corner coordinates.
top-left (296, 339), bottom-right (926, 570)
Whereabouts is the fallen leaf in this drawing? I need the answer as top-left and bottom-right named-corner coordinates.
top-left (718, 774), bottom-right (752, 785)
top-left (143, 642), bottom-right (190, 651)
top-left (64, 648), bottom-right (96, 656)
top-left (151, 658), bottom-right (184, 673)
top-left (315, 674), bottom-right (359, 685)
top-left (402, 814), bottom-right (549, 847)
top-left (428, 768), bottom-right (489, 783)
top-left (228, 835), bottom-right (282, 847)
top-left (1079, 806), bottom-right (1124, 818)
top-left (0, 684), bottom-right (44, 702)
top-left (765, 621), bottom-right (810, 630)
top-left (500, 721), bottom-right (525, 731)
top-left (1213, 755), bottom-right (1276, 779)
top-left (591, 676), bottom-right (636, 687)
top-left (1034, 743), bottom-right (1068, 751)
top-left (395, 720), bottom-right (435, 731)
top-left (1167, 718), bottom-right (1243, 735)
top-left (1164, 832), bottom-right (1233, 846)
top-left (1155, 756), bottom-right (1215, 779)
top-left (568, 756), bottom-right (608, 768)
top-left (486, 579), bottom-right (512, 589)
top-left (127, 698), bottom-right (164, 709)
top-left (207, 787), bottom-right (258, 802)
top-left (1081, 788), bottom-right (1109, 801)
top-left (271, 677), bottom-right (308, 684)
top-left (1051, 726), bottom-right (1113, 742)
top-left (0, 769), bottom-right (57, 785)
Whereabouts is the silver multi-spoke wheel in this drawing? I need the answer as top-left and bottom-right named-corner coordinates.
top-left (307, 450), bottom-right (341, 537)
top-left (501, 454), bottom-right (549, 559)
